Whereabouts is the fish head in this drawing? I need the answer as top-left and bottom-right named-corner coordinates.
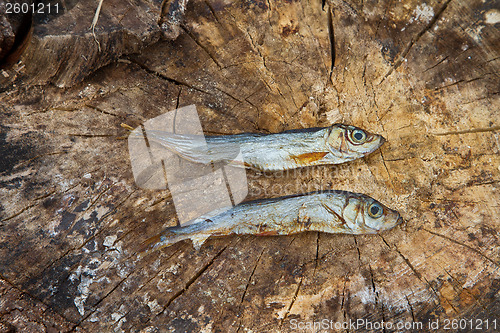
top-left (342, 193), bottom-right (402, 234)
top-left (326, 124), bottom-right (385, 161)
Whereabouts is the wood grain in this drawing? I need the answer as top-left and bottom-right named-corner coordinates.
top-left (0, 0), bottom-right (499, 331)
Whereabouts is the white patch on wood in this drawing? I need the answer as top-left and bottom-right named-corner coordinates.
top-left (463, 265), bottom-right (488, 289)
top-left (88, 313), bottom-right (100, 322)
top-left (135, 197), bottom-right (148, 206)
top-left (147, 299), bottom-right (163, 315)
top-left (266, 270), bottom-right (438, 322)
top-left (409, 4), bottom-right (435, 24)
top-left (274, 285), bottom-right (336, 319)
top-left (103, 235), bottom-right (117, 247)
top-left (47, 220), bottom-right (59, 236)
top-left (79, 84), bottom-right (97, 98)
top-left (326, 108), bottom-right (342, 123)
top-left (69, 258), bottom-right (101, 316)
top-left (151, 259), bottom-right (161, 271)
top-left (164, 263), bottom-right (181, 274)
top-left (465, 25), bottom-right (485, 43)
top-left (83, 205), bottom-right (109, 220)
top-left (111, 304), bottom-right (127, 321)
top-left (484, 9), bottom-right (500, 24)
top-left (199, 323), bottom-right (214, 333)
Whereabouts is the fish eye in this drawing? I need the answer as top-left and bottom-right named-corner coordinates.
top-left (368, 202), bottom-right (383, 218)
top-left (350, 129), bottom-right (367, 144)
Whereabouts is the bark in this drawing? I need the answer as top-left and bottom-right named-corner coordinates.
top-left (0, 0), bottom-right (499, 332)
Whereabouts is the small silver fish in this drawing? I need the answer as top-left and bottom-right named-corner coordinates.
top-left (140, 190), bottom-right (403, 253)
top-left (132, 124), bottom-right (385, 172)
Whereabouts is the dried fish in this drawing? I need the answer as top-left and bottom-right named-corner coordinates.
top-left (140, 190), bottom-right (402, 253)
top-left (131, 124), bottom-right (385, 171)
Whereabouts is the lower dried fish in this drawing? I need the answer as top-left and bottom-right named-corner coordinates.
top-left (140, 190), bottom-right (402, 253)
top-left (130, 124), bottom-right (385, 171)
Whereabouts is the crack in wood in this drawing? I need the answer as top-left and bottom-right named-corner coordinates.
top-left (204, 0), bottom-right (221, 25)
top-left (0, 274), bottom-right (55, 318)
top-left (106, 248), bottom-right (185, 331)
top-left (27, 189), bottom-right (137, 317)
top-left (340, 273), bottom-right (348, 310)
top-left (352, 235), bottom-right (362, 264)
top-left (279, 275), bottom-right (304, 327)
top-left (84, 104), bottom-right (124, 119)
top-left (327, 5), bottom-right (335, 74)
top-left (462, 91), bottom-right (500, 105)
top-left (1, 189), bottom-right (57, 223)
top-left (239, 248), bottom-right (265, 307)
top-left (214, 86), bottom-right (243, 103)
top-left (313, 232), bottom-right (320, 276)
top-left (378, 235), bottom-right (392, 250)
top-left (175, 86), bottom-right (182, 110)
top-left (380, 0), bottom-right (453, 84)
top-left (156, 244), bottom-right (229, 316)
top-left (442, 267), bottom-right (486, 312)
top-left (180, 25), bottom-right (222, 69)
top-left (423, 55), bottom-right (449, 73)
top-left (265, 0), bottom-right (272, 27)
top-left (433, 77), bottom-right (482, 91)
top-left (378, 149), bottom-right (396, 191)
top-left (432, 125), bottom-right (500, 136)
top-left (235, 247), bottom-right (265, 331)
top-left (66, 133), bottom-right (117, 138)
top-left (84, 181), bottom-right (115, 213)
top-left (405, 294), bottom-right (416, 323)
top-left (10, 151), bottom-right (68, 171)
top-left (296, 1), bottom-right (329, 76)
top-left (72, 268), bottom-right (138, 329)
top-left (387, 241), bottom-right (461, 314)
top-left (379, 237), bottom-right (441, 302)
top-left (423, 228), bottom-right (499, 268)
top-left (284, 76), bottom-right (298, 109)
top-left (368, 264), bottom-right (388, 333)
top-left (128, 58), bottom-right (210, 95)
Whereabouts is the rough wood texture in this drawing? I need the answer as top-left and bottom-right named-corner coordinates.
top-left (0, 0), bottom-right (189, 88)
top-left (1, 0), bottom-right (499, 331)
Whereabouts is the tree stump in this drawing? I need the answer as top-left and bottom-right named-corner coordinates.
top-left (1, 0), bottom-right (499, 332)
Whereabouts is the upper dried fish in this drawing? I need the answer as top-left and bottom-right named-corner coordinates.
top-left (141, 190), bottom-right (402, 253)
top-left (131, 124), bottom-right (385, 171)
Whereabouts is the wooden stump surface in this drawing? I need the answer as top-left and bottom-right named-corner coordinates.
top-left (0, 0), bottom-right (499, 331)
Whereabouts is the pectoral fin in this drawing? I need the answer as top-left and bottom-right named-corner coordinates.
top-left (290, 152), bottom-right (329, 165)
top-left (190, 233), bottom-right (212, 250)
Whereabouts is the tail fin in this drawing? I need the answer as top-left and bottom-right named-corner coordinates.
top-left (138, 229), bottom-right (188, 257)
top-left (129, 130), bottom-right (213, 164)
top-left (128, 130), bottom-right (240, 165)
top-left (138, 227), bottom-right (212, 257)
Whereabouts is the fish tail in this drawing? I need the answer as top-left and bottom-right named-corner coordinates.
top-left (129, 130), bottom-right (213, 164)
top-left (138, 224), bottom-right (213, 257)
top-left (138, 228), bottom-right (190, 257)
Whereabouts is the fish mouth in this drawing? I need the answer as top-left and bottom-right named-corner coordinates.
top-left (396, 216), bottom-right (404, 226)
top-left (378, 136), bottom-right (387, 146)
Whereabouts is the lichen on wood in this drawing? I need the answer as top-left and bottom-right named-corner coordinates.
top-left (0, 0), bottom-right (499, 332)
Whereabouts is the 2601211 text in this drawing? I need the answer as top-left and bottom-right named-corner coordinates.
top-left (4, 2), bottom-right (59, 14)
